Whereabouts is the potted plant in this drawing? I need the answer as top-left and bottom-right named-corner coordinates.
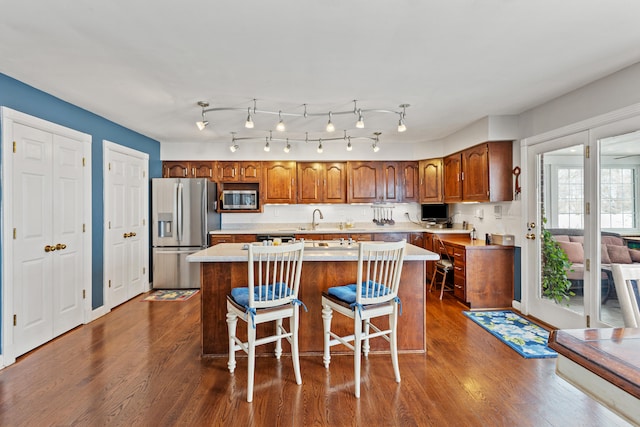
top-left (541, 219), bottom-right (575, 304)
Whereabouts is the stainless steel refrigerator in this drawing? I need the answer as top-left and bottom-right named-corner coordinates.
top-left (151, 178), bottom-right (220, 289)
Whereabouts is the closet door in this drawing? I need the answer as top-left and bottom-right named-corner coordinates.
top-left (10, 124), bottom-right (85, 356)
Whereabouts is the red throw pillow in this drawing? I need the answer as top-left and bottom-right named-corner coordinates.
top-left (630, 248), bottom-right (640, 263)
top-left (558, 241), bottom-right (584, 264)
top-left (607, 245), bottom-right (632, 264)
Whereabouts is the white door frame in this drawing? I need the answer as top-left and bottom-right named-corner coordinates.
top-left (1, 107), bottom-right (92, 366)
top-left (520, 102), bottom-right (640, 327)
top-left (103, 140), bottom-right (149, 310)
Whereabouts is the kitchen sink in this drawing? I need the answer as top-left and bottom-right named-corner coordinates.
top-left (303, 240), bottom-right (358, 250)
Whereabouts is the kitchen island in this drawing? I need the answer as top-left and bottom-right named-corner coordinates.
top-left (187, 241), bottom-right (438, 356)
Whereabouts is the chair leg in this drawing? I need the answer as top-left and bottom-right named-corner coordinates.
top-left (363, 319), bottom-right (371, 358)
top-left (429, 267), bottom-right (438, 293)
top-left (439, 270), bottom-right (448, 300)
top-left (246, 324), bottom-right (256, 403)
top-left (322, 303), bottom-right (333, 369)
top-left (354, 311), bottom-right (363, 398)
top-left (389, 308), bottom-right (401, 383)
top-left (275, 318), bottom-right (283, 359)
top-left (226, 312), bottom-right (238, 374)
top-left (291, 307), bottom-right (302, 385)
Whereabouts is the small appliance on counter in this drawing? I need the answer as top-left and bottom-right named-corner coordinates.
top-left (490, 233), bottom-right (515, 246)
top-left (151, 178), bottom-right (220, 289)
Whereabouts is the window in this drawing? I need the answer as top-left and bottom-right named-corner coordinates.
top-left (556, 167), bottom-right (584, 229)
top-left (601, 167), bottom-right (636, 229)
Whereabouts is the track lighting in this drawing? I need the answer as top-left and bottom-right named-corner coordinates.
top-left (356, 109), bottom-right (364, 129)
top-left (195, 99), bottom-right (408, 134)
top-left (317, 139), bottom-right (323, 153)
top-left (196, 101), bottom-right (209, 130)
top-left (346, 136), bottom-right (353, 151)
top-left (284, 139), bottom-right (291, 153)
top-left (372, 142), bottom-right (380, 152)
top-left (372, 131), bottom-right (381, 152)
top-left (229, 143), bottom-right (239, 152)
top-left (326, 112), bottom-right (335, 132)
top-left (264, 137), bottom-right (270, 152)
top-left (276, 111), bottom-right (285, 131)
top-left (245, 107), bottom-right (254, 129)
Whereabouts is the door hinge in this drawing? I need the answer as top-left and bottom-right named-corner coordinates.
top-left (143, 267), bottom-right (146, 275)
top-left (13, 141), bottom-right (17, 153)
top-left (13, 228), bottom-right (17, 239)
top-left (108, 280), bottom-right (111, 288)
top-left (108, 162), bottom-right (111, 171)
top-left (585, 259), bottom-right (590, 272)
top-left (585, 146), bottom-right (590, 159)
top-left (82, 289), bottom-right (86, 299)
top-left (585, 202), bottom-right (590, 215)
top-left (82, 157), bottom-right (86, 166)
top-left (586, 315), bottom-right (591, 328)
top-left (13, 314), bottom-right (17, 326)
top-left (142, 219), bottom-right (146, 226)
top-left (109, 221), bottom-right (111, 229)
top-left (83, 223), bottom-right (86, 233)
top-left (143, 170), bottom-right (146, 178)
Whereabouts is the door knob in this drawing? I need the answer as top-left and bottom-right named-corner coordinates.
top-left (56, 243), bottom-right (67, 250)
top-left (525, 233), bottom-right (536, 240)
top-left (44, 245), bottom-right (56, 252)
top-left (123, 232), bottom-right (131, 238)
top-left (131, 232), bottom-right (136, 237)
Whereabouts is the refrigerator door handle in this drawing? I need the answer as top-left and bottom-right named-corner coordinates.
top-left (176, 182), bottom-right (183, 242)
top-left (201, 182), bottom-right (207, 247)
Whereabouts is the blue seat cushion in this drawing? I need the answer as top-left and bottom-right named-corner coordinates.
top-left (632, 279), bottom-right (640, 307)
top-left (230, 283), bottom-right (291, 307)
top-left (327, 280), bottom-right (392, 304)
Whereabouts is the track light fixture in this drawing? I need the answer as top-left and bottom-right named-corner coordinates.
top-left (346, 136), bottom-right (353, 151)
top-left (284, 138), bottom-right (291, 153)
top-left (317, 139), bottom-right (323, 154)
top-left (326, 112), bottom-right (335, 132)
top-left (196, 101), bottom-right (209, 130)
top-left (229, 130), bottom-right (382, 152)
top-left (229, 132), bottom-right (240, 152)
top-left (195, 99), bottom-right (409, 133)
top-left (276, 111), bottom-right (285, 131)
top-left (264, 137), bottom-right (270, 152)
top-left (372, 131), bottom-right (381, 152)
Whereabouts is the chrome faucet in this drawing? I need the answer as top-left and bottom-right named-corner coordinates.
top-left (312, 208), bottom-right (324, 230)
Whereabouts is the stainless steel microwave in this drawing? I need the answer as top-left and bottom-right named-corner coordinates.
top-left (221, 190), bottom-right (258, 210)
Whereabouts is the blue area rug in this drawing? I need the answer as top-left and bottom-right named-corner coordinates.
top-left (463, 310), bottom-right (557, 359)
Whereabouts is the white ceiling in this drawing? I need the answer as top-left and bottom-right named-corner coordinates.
top-left (2, 1), bottom-right (640, 147)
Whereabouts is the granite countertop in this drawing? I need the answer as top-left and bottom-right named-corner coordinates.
top-left (209, 223), bottom-right (471, 235)
top-left (187, 242), bottom-right (439, 262)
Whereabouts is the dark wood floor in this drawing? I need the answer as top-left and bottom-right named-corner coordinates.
top-left (0, 290), bottom-right (632, 426)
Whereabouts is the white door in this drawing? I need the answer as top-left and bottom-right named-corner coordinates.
top-left (523, 131), bottom-right (589, 328)
top-left (104, 141), bottom-right (149, 309)
top-left (5, 115), bottom-right (90, 360)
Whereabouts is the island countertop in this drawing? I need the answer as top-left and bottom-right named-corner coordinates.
top-left (187, 241), bottom-right (439, 263)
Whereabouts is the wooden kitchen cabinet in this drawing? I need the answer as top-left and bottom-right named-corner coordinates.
top-left (297, 162), bottom-right (347, 204)
top-left (443, 141), bottom-right (513, 203)
top-left (441, 236), bottom-right (514, 309)
top-left (347, 161), bottom-right (400, 203)
top-left (419, 158), bottom-right (444, 203)
top-left (374, 232), bottom-right (408, 242)
top-left (209, 234), bottom-right (257, 245)
top-left (401, 161), bottom-right (420, 202)
top-left (163, 161), bottom-right (216, 179)
top-left (217, 161), bottom-right (261, 182)
top-left (262, 161), bottom-right (297, 204)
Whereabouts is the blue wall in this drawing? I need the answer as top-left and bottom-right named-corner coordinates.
top-left (0, 72), bottom-right (162, 311)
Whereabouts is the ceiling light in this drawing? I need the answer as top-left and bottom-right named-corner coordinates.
top-left (326, 112), bottom-right (335, 132)
top-left (397, 104), bottom-right (409, 132)
top-left (276, 111), bottom-right (285, 131)
top-left (317, 139), bottom-right (323, 153)
top-left (346, 137), bottom-right (353, 151)
top-left (356, 109), bottom-right (364, 129)
top-left (372, 143), bottom-right (380, 152)
top-left (284, 139), bottom-right (291, 153)
top-left (245, 107), bottom-right (254, 129)
top-left (196, 101), bottom-right (209, 130)
top-left (264, 137), bottom-right (270, 152)
top-left (229, 143), bottom-right (239, 152)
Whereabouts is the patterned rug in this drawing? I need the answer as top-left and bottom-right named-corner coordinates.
top-left (143, 289), bottom-right (199, 302)
top-left (463, 310), bottom-right (557, 359)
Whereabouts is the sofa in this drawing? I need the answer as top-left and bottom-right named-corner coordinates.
top-left (549, 229), bottom-right (640, 301)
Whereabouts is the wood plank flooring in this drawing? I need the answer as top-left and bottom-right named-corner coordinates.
top-left (0, 290), bottom-right (632, 426)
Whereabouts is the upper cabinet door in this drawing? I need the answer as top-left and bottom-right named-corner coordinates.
top-left (348, 162), bottom-right (381, 203)
top-left (381, 162), bottom-right (400, 202)
top-left (262, 161), bottom-right (297, 204)
top-left (218, 161), bottom-right (239, 181)
top-left (297, 162), bottom-right (323, 204)
top-left (443, 153), bottom-right (463, 203)
top-left (163, 161), bottom-right (189, 178)
top-left (240, 161), bottom-right (261, 182)
top-left (324, 162), bottom-right (347, 203)
top-left (419, 158), bottom-right (443, 203)
top-left (462, 144), bottom-right (490, 202)
top-left (401, 161), bottom-right (420, 202)
top-left (191, 161), bottom-right (215, 179)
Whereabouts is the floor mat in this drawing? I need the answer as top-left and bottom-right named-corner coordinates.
top-left (143, 289), bottom-right (199, 301)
